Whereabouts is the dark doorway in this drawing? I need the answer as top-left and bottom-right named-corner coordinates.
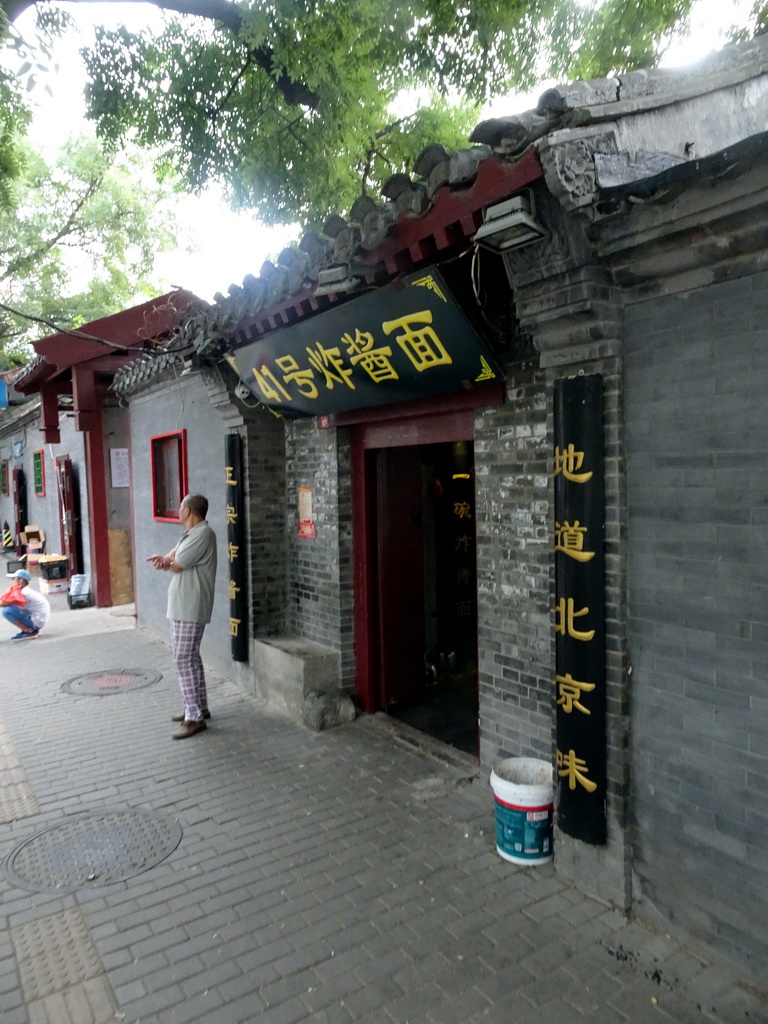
top-left (371, 441), bottom-right (479, 757)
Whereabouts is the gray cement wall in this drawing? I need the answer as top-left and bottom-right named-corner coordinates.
top-left (129, 376), bottom-right (234, 676)
top-left (624, 270), bottom-right (768, 975)
top-left (0, 408), bottom-right (90, 578)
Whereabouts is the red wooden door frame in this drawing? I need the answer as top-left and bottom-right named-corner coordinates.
top-left (351, 386), bottom-right (502, 713)
top-left (55, 455), bottom-right (80, 576)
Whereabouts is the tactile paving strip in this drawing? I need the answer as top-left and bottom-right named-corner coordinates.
top-left (12, 908), bottom-right (103, 1000)
top-left (0, 714), bottom-right (39, 823)
top-left (3, 809), bottom-right (183, 893)
top-left (61, 668), bottom-right (162, 696)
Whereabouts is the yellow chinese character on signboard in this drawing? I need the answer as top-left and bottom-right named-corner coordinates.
top-left (475, 356), bottom-right (496, 382)
top-left (555, 598), bottom-right (595, 641)
top-left (228, 579), bottom-right (240, 600)
top-left (275, 354), bottom-right (319, 399)
top-left (555, 521), bottom-right (595, 562)
top-left (225, 504), bottom-right (238, 525)
top-left (230, 617), bottom-right (241, 637)
top-left (225, 466), bottom-right (237, 486)
top-left (455, 568), bottom-right (471, 585)
top-left (556, 673), bottom-right (596, 714)
top-left (455, 534), bottom-right (472, 552)
top-left (454, 600), bottom-right (472, 618)
top-left (306, 344), bottom-right (355, 390)
top-left (228, 542), bottom-right (239, 563)
top-left (342, 330), bottom-right (399, 383)
top-left (553, 443), bottom-right (593, 483)
top-left (557, 748), bottom-right (598, 792)
top-left (253, 365), bottom-right (291, 403)
top-left (411, 275), bottom-right (447, 302)
top-left (382, 310), bottom-right (452, 372)
top-left (453, 501), bottom-right (472, 519)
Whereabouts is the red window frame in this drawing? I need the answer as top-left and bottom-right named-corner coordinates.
top-left (32, 449), bottom-right (46, 496)
top-left (150, 430), bottom-right (188, 522)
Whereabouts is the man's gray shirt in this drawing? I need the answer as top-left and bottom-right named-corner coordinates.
top-left (167, 521), bottom-right (217, 624)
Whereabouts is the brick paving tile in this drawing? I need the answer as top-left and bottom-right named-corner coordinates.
top-left (0, 620), bottom-right (765, 1024)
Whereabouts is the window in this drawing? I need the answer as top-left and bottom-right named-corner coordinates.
top-left (151, 430), bottom-right (188, 521)
top-left (0, 460), bottom-right (8, 496)
top-left (32, 450), bottom-right (45, 496)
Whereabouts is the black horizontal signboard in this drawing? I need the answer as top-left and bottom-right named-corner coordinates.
top-left (226, 270), bottom-right (501, 417)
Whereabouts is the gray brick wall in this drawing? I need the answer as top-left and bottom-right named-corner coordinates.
top-left (285, 420), bottom-right (355, 689)
top-left (625, 271), bottom-right (768, 971)
top-left (475, 354), bottom-right (552, 767)
top-left (244, 410), bottom-right (287, 637)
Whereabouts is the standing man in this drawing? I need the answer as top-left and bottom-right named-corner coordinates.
top-left (147, 494), bottom-right (217, 739)
top-left (1, 569), bottom-right (50, 639)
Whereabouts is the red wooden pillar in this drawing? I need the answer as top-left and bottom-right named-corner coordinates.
top-left (72, 366), bottom-right (112, 607)
top-left (39, 382), bottom-right (61, 444)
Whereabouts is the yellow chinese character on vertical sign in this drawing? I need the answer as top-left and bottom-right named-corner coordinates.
top-left (556, 673), bottom-right (596, 714)
top-left (225, 466), bottom-right (238, 486)
top-left (455, 568), bottom-right (471, 585)
top-left (253, 365), bottom-right (292, 404)
top-left (455, 535), bottom-right (472, 552)
top-left (228, 579), bottom-right (240, 600)
top-left (227, 542), bottom-right (239, 563)
top-left (557, 748), bottom-right (598, 792)
top-left (555, 521), bottom-right (595, 562)
top-left (453, 501), bottom-right (472, 519)
top-left (230, 617), bottom-right (241, 637)
top-left (342, 330), bottom-right (399, 383)
top-left (553, 444), bottom-right (593, 483)
top-left (225, 504), bottom-right (238, 525)
top-left (381, 310), bottom-right (453, 372)
top-left (306, 344), bottom-right (356, 390)
top-left (275, 355), bottom-right (319, 399)
top-left (555, 598), bottom-right (595, 641)
top-left (454, 600), bottom-right (472, 618)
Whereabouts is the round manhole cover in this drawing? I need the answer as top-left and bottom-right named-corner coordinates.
top-left (61, 669), bottom-right (162, 696)
top-left (3, 810), bottom-right (183, 893)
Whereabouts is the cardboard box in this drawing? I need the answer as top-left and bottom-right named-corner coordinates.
top-left (40, 578), bottom-right (69, 595)
top-left (25, 553), bottom-right (41, 574)
top-left (20, 526), bottom-right (45, 549)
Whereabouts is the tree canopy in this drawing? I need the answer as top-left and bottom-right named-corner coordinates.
top-left (0, 135), bottom-right (182, 365)
top-left (2, 0), bottom-right (767, 230)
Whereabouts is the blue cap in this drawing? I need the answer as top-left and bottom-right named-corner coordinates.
top-left (7, 569), bottom-right (31, 582)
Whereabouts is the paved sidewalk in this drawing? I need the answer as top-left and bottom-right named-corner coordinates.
top-left (0, 599), bottom-right (765, 1024)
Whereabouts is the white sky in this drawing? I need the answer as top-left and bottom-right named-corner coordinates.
top-left (7, 0), bottom-right (755, 302)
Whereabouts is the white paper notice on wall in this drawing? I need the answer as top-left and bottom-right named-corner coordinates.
top-left (110, 447), bottom-right (130, 488)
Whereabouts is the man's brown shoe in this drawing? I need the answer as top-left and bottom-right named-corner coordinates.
top-left (172, 719), bottom-right (207, 739)
top-left (171, 710), bottom-right (211, 722)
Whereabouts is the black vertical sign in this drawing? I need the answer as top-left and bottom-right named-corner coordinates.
top-left (553, 374), bottom-right (606, 845)
top-left (225, 433), bottom-right (248, 662)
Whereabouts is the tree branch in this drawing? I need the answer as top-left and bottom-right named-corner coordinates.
top-left (0, 174), bottom-right (102, 279)
top-left (2, 0), bottom-right (321, 108)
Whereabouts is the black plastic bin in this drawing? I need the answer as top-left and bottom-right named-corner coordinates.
top-left (40, 559), bottom-right (69, 581)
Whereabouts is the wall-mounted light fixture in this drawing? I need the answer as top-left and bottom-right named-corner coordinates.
top-left (472, 191), bottom-right (547, 252)
top-left (313, 263), bottom-right (360, 297)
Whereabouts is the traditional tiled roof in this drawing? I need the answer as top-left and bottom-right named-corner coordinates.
top-left (110, 33), bottom-right (768, 399)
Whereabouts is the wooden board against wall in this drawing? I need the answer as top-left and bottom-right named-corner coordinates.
top-left (108, 528), bottom-right (134, 606)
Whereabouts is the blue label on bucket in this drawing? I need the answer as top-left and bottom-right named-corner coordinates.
top-left (495, 799), bottom-right (553, 861)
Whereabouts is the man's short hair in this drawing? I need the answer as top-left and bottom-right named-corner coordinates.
top-left (183, 494), bottom-right (209, 519)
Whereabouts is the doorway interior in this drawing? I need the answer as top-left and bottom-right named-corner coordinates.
top-left (366, 439), bottom-right (479, 757)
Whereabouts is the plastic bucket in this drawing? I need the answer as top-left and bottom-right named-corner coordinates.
top-left (490, 757), bottom-right (554, 865)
